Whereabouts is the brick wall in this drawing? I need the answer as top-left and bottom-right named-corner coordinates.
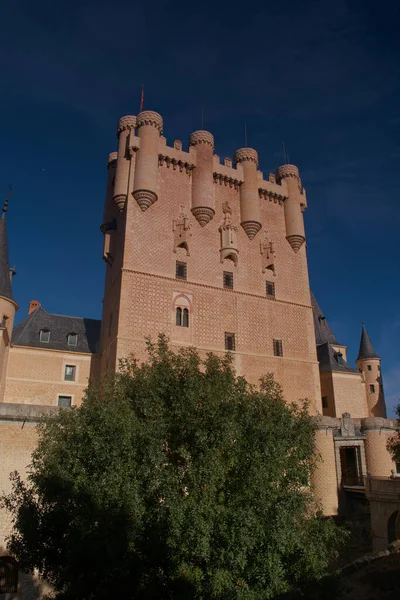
top-left (4, 346), bottom-right (96, 406)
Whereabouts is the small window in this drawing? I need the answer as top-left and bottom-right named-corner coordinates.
top-left (396, 462), bottom-right (400, 475)
top-left (369, 384), bottom-right (375, 393)
top-left (68, 333), bottom-right (78, 346)
top-left (273, 339), bottom-right (283, 357)
top-left (58, 396), bottom-right (72, 408)
top-left (225, 332), bottom-right (236, 351)
top-left (182, 308), bottom-right (189, 328)
top-left (1, 315), bottom-right (8, 328)
top-left (176, 261), bottom-right (187, 280)
top-left (40, 329), bottom-right (50, 343)
top-left (64, 365), bottom-right (76, 381)
top-left (335, 352), bottom-right (344, 366)
top-left (176, 307), bottom-right (182, 326)
top-left (223, 271), bottom-right (234, 289)
top-left (322, 396), bottom-right (328, 409)
top-left (0, 556), bottom-right (19, 594)
top-left (367, 365), bottom-right (372, 371)
top-left (266, 281), bottom-right (275, 298)
top-left (378, 365), bottom-right (381, 372)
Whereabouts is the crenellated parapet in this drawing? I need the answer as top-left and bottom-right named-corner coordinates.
top-left (108, 152), bottom-right (118, 166)
top-left (234, 147), bottom-right (258, 166)
top-left (117, 115), bottom-right (137, 135)
top-left (234, 148), bottom-right (262, 240)
top-left (189, 130), bottom-right (214, 148)
top-left (136, 110), bottom-right (163, 132)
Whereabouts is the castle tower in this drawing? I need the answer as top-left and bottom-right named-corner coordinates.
top-left (0, 201), bottom-right (19, 401)
top-left (356, 323), bottom-right (386, 418)
top-left (99, 112), bottom-right (321, 408)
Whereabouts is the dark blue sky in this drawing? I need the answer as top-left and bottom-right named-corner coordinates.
top-left (1, 0), bottom-right (399, 414)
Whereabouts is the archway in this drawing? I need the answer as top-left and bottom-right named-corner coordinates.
top-left (387, 510), bottom-right (399, 544)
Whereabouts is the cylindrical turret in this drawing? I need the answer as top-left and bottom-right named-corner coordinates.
top-left (104, 152), bottom-right (117, 223)
top-left (356, 323), bottom-right (386, 418)
top-left (189, 130), bottom-right (215, 226)
top-left (113, 116), bottom-right (136, 211)
top-left (133, 110), bottom-right (163, 211)
top-left (276, 164), bottom-right (305, 253)
top-left (233, 148), bottom-right (261, 240)
top-left (113, 115), bottom-right (136, 210)
top-left (362, 418), bottom-right (396, 477)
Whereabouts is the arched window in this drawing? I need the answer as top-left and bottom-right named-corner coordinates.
top-left (176, 307), bottom-right (182, 326)
top-left (0, 556), bottom-right (18, 593)
top-left (182, 308), bottom-right (189, 328)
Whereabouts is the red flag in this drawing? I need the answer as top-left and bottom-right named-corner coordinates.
top-left (139, 84), bottom-right (144, 112)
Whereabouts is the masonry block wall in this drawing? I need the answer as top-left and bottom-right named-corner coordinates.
top-left (4, 347), bottom-right (97, 407)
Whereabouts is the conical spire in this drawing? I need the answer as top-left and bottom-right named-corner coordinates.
top-left (356, 322), bottom-right (379, 361)
top-left (0, 192), bottom-right (14, 301)
top-left (310, 291), bottom-right (339, 345)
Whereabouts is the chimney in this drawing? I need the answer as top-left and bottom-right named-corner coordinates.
top-left (29, 300), bottom-right (40, 315)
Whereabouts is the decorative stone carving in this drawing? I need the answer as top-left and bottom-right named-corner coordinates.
top-left (133, 190), bottom-right (157, 212)
top-left (260, 231), bottom-right (275, 275)
top-left (340, 413), bottom-right (356, 438)
top-left (219, 201), bottom-right (238, 265)
top-left (174, 140), bottom-right (182, 150)
top-left (159, 155), bottom-right (194, 174)
top-left (258, 188), bottom-right (286, 204)
top-left (136, 111), bottom-right (163, 132)
top-left (287, 235), bottom-right (305, 253)
top-left (173, 206), bottom-right (191, 256)
top-left (213, 173), bottom-right (242, 189)
top-left (224, 157), bottom-right (232, 167)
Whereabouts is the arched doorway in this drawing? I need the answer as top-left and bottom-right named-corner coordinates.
top-left (387, 510), bottom-right (399, 544)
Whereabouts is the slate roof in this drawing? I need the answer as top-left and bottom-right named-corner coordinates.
top-left (12, 306), bottom-right (101, 354)
top-left (310, 291), bottom-right (339, 345)
top-left (317, 342), bottom-right (357, 374)
top-left (0, 215), bottom-right (14, 301)
top-left (356, 322), bottom-right (379, 361)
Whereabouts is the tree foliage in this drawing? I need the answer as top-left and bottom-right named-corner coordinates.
top-left (1, 336), bottom-right (345, 599)
top-left (387, 404), bottom-right (400, 466)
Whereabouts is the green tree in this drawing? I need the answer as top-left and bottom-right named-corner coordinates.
top-left (1, 336), bottom-right (344, 600)
top-left (388, 403), bottom-right (400, 467)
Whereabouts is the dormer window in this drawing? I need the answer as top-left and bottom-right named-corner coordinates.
top-left (335, 352), bottom-right (344, 366)
top-left (68, 333), bottom-right (78, 347)
top-left (40, 329), bottom-right (50, 343)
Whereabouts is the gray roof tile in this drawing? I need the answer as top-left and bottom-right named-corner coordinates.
top-left (356, 322), bottom-right (379, 361)
top-left (317, 342), bottom-right (357, 374)
top-left (12, 306), bottom-right (101, 354)
top-left (311, 291), bottom-right (339, 345)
